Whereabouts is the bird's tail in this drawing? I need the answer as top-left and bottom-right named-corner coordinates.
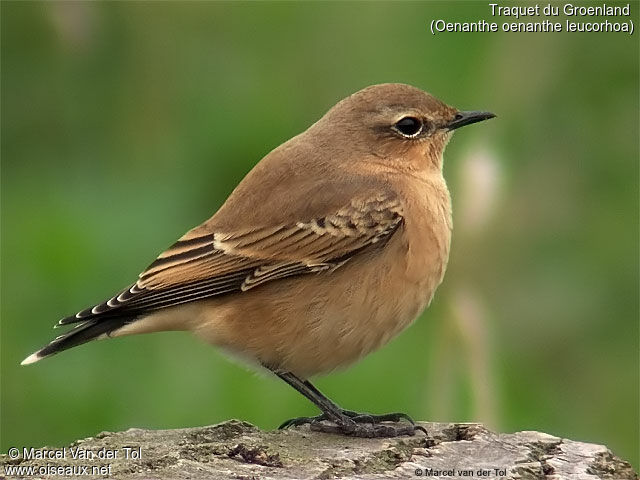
top-left (21, 315), bottom-right (135, 365)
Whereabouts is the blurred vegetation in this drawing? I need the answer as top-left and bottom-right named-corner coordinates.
top-left (2, 1), bottom-right (638, 468)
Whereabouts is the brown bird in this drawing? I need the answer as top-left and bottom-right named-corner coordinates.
top-left (22, 83), bottom-right (494, 437)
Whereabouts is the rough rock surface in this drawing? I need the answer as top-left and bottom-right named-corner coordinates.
top-left (1, 420), bottom-right (637, 479)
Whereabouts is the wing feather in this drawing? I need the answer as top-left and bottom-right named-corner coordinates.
top-left (58, 194), bottom-right (403, 326)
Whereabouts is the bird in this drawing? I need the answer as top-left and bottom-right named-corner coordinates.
top-left (21, 83), bottom-right (495, 437)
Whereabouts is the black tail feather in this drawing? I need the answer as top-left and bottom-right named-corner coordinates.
top-left (22, 315), bottom-right (135, 364)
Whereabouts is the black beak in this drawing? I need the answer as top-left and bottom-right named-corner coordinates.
top-left (446, 111), bottom-right (496, 130)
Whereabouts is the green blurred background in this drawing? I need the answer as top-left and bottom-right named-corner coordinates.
top-left (2, 1), bottom-right (638, 468)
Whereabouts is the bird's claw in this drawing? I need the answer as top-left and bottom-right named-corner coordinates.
top-left (279, 409), bottom-right (427, 438)
top-left (278, 414), bottom-right (328, 429)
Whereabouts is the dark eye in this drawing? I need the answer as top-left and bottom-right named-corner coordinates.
top-left (393, 117), bottom-right (423, 137)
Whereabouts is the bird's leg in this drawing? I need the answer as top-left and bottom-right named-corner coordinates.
top-left (272, 370), bottom-right (426, 438)
top-left (274, 371), bottom-right (353, 431)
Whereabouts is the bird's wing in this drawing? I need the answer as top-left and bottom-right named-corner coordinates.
top-left (58, 194), bottom-right (403, 325)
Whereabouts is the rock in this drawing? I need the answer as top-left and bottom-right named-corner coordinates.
top-left (1, 420), bottom-right (637, 479)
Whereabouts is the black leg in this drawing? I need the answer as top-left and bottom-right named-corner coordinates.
top-left (275, 371), bottom-right (350, 427)
top-left (269, 368), bottom-right (427, 438)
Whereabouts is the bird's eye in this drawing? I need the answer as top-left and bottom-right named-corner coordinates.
top-left (393, 117), bottom-right (423, 137)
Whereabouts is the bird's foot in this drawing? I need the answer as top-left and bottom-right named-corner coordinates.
top-left (279, 410), bottom-right (427, 438)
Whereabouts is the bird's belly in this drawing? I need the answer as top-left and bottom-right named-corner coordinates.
top-left (192, 230), bottom-right (448, 378)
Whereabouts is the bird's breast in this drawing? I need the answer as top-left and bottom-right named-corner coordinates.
top-left (402, 178), bottom-right (452, 289)
top-left (303, 179), bottom-right (453, 373)
top-left (377, 181), bottom-right (452, 336)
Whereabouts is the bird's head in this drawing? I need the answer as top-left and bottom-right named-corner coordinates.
top-left (312, 83), bottom-right (495, 174)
